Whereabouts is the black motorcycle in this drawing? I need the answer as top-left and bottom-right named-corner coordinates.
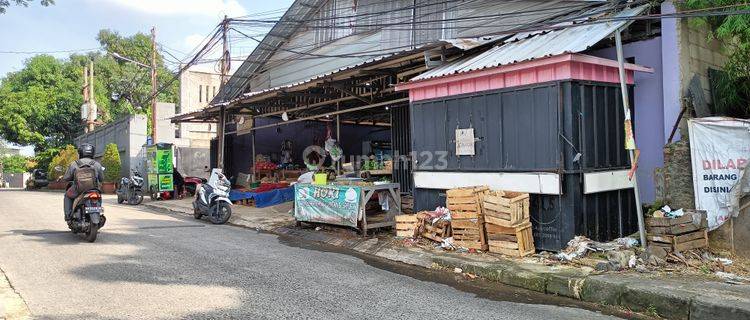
top-left (116, 169), bottom-right (144, 205)
top-left (68, 186), bottom-right (106, 242)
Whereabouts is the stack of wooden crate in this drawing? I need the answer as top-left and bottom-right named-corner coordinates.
top-left (401, 195), bottom-right (414, 214)
top-left (647, 210), bottom-right (708, 253)
top-left (447, 186), bottom-right (489, 250)
top-left (395, 214), bottom-right (418, 238)
top-left (482, 191), bottom-right (535, 257)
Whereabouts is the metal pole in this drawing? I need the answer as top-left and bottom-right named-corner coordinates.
top-left (150, 26), bottom-right (158, 143)
top-left (216, 16), bottom-right (230, 170)
top-left (336, 102), bottom-right (341, 174)
top-left (88, 60), bottom-right (96, 133)
top-left (251, 128), bottom-right (256, 183)
top-left (82, 65), bottom-right (89, 133)
top-left (615, 30), bottom-right (647, 247)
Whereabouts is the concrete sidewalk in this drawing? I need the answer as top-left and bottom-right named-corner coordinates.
top-left (143, 199), bottom-right (750, 320)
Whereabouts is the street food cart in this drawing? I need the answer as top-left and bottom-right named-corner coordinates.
top-left (294, 182), bottom-right (401, 235)
top-left (146, 143), bottom-right (174, 199)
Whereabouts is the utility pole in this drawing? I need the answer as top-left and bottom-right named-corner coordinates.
top-left (150, 26), bottom-right (158, 144)
top-left (87, 60), bottom-right (96, 133)
top-left (217, 16), bottom-right (229, 169)
top-left (82, 65), bottom-right (89, 133)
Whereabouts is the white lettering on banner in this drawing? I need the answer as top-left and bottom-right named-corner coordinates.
top-left (689, 118), bottom-right (750, 230)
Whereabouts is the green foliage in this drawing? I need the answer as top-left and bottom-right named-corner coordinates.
top-left (0, 0), bottom-right (54, 14)
top-left (47, 145), bottom-right (77, 180)
top-left (0, 29), bottom-right (178, 151)
top-left (101, 143), bottom-right (121, 183)
top-left (34, 147), bottom-right (59, 175)
top-left (679, 1), bottom-right (750, 115)
top-left (0, 55), bottom-right (86, 150)
top-left (0, 154), bottom-right (30, 173)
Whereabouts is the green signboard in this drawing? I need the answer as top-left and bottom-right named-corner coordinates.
top-left (146, 143), bottom-right (174, 192)
top-left (294, 184), bottom-right (361, 227)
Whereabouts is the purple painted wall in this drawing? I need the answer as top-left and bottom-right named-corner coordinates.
top-left (589, 37), bottom-right (664, 203)
top-left (661, 1), bottom-right (682, 143)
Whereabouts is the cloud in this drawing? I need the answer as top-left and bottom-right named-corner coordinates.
top-left (101, 0), bottom-right (247, 18)
top-left (184, 33), bottom-right (206, 49)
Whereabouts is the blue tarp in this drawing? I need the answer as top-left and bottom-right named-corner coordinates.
top-left (229, 187), bottom-right (294, 208)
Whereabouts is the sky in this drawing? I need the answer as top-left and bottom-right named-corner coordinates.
top-left (0, 0), bottom-right (294, 156)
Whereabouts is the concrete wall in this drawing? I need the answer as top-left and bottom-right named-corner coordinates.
top-left (1, 172), bottom-right (29, 188)
top-left (661, 1), bottom-right (728, 142)
top-left (177, 66), bottom-right (221, 147)
top-left (74, 115), bottom-right (148, 179)
top-left (590, 37), bottom-right (664, 204)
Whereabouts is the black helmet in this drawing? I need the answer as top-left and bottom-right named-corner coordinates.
top-left (78, 143), bottom-right (95, 159)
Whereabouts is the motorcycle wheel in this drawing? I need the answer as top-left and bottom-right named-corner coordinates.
top-left (117, 194), bottom-right (124, 204)
top-left (149, 186), bottom-right (157, 201)
top-left (193, 201), bottom-right (203, 219)
top-left (130, 190), bottom-right (144, 205)
top-left (209, 202), bottom-right (232, 225)
top-left (84, 222), bottom-right (98, 243)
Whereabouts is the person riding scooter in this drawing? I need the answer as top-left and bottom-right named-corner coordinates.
top-left (62, 143), bottom-right (104, 222)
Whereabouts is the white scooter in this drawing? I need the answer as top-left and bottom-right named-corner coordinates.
top-left (192, 168), bottom-right (232, 224)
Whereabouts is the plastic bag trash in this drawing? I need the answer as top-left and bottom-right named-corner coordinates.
top-left (661, 205), bottom-right (672, 213)
top-left (453, 267), bottom-right (463, 274)
top-left (628, 255), bottom-right (637, 268)
top-left (441, 237), bottom-right (455, 249)
top-left (614, 237), bottom-right (639, 248)
top-left (667, 208), bottom-right (685, 218)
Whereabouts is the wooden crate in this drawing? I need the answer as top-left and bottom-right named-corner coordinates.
top-left (401, 195), bottom-right (414, 214)
top-left (648, 229), bottom-right (708, 252)
top-left (395, 214), bottom-right (418, 238)
top-left (451, 217), bottom-right (487, 250)
top-left (483, 191), bottom-right (530, 227)
top-left (646, 210), bottom-right (707, 235)
top-left (485, 221), bottom-right (535, 257)
top-left (447, 186), bottom-right (489, 218)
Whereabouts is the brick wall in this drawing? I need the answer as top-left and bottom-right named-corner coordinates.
top-left (681, 22), bottom-right (728, 104)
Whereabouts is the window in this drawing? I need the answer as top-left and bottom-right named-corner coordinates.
top-left (198, 85), bottom-right (202, 102)
top-left (205, 85), bottom-right (210, 102)
top-left (212, 86), bottom-right (216, 97)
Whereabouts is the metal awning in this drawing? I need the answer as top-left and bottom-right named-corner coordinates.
top-left (410, 5), bottom-right (649, 82)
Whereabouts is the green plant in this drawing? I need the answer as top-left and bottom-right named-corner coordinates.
top-left (101, 143), bottom-right (121, 183)
top-left (0, 154), bottom-right (29, 173)
top-left (47, 145), bottom-right (78, 180)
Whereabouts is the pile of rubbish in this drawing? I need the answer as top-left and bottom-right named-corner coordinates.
top-left (551, 235), bottom-right (749, 284)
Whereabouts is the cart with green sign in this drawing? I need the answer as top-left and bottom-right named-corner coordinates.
top-left (146, 143), bottom-right (174, 200)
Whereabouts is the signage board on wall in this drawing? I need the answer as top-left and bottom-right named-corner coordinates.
top-left (455, 128), bottom-right (475, 156)
top-left (689, 118), bottom-right (750, 230)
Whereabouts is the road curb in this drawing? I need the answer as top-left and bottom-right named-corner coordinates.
top-left (0, 267), bottom-right (31, 320)
top-left (141, 202), bottom-right (750, 320)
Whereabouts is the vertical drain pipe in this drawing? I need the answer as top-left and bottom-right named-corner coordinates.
top-left (615, 29), bottom-right (647, 246)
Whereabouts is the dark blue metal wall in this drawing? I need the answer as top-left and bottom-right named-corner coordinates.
top-left (410, 80), bottom-right (637, 251)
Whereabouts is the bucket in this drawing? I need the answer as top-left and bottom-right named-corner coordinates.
top-left (313, 173), bottom-right (328, 185)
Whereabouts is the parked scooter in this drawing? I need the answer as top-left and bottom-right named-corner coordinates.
top-left (193, 168), bottom-right (232, 224)
top-left (116, 169), bottom-right (144, 205)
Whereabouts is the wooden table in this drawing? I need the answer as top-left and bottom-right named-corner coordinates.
top-left (358, 183), bottom-right (401, 235)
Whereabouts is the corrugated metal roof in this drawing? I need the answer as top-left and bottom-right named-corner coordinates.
top-left (411, 5), bottom-right (648, 82)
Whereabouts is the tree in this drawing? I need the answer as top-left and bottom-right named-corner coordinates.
top-left (680, 1), bottom-right (750, 115)
top-left (0, 154), bottom-right (30, 173)
top-left (0, 0), bottom-right (53, 13)
top-left (0, 29), bottom-right (178, 152)
top-left (0, 55), bottom-right (85, 150)
top-left (101, 143), bottom-right (121, 183)
top-left (47, 145), bottom-right (77, 180)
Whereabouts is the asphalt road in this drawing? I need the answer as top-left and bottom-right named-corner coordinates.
top-left (0, 190), bottom-right (623, 319)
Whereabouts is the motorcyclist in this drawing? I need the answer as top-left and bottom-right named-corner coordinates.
top-left (62, 143), bottom-right (104, 221)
